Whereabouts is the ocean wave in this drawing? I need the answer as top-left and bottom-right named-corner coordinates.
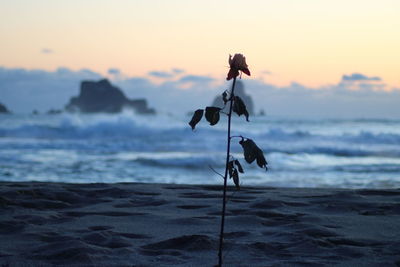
top-left (0, 112), bottom-right (186, 139)
top-left (135, 157), bottom-right (219, 170)
top-left (122, 151), bottom-right (400, 172)
top-left (115, 151), bottom-right (225, 170)
top-left (263, 146), bottom-right (400, 158)
top-left (1, 114), bottom-right (400, 157)
top-left (257, 128), bottom-right (400, 145)
top-left (333, 164), bottom-right (400, 173)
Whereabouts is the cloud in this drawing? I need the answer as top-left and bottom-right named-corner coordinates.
top-left (148, 71), bottom-right (174, 78)
top-left (179, 75), bottom-right (214, 83)
top-left (339, 73), bottom-right (386, 92)
top-left (172, 68), bottom-right (185, 74)
top-left (261, 70), bottom-right (272, 75)
top-left (244, 77), bottom-right (399, 118)
top-left (117, 73), bottom-right (399, 118)
top-left (342, 73), bottom-right (381, 82)
top-left (0, 67), bottom-right (101, 113)
top-left (1, 66), bottom-right (399, 119)
top-left (147, 68), bottom-right (185, 79)
top-left (41, 48), bottom-right (53, 54)
top-left (108, 68), bottom-right (120, 75)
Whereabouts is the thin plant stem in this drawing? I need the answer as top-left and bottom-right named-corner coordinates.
top-left (209, 165), bottom-right (224, 179)
top-left (217, 76), bottom-right (237, 267)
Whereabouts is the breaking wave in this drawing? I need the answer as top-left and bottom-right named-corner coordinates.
top-left (1, 113), bottom-right (400, 158)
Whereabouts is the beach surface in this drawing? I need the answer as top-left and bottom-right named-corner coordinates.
top-left (1, 182), bottom-right (400, 266)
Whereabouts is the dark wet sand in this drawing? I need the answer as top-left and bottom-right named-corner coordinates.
top-left (1, 182), bottom-right (400, 266)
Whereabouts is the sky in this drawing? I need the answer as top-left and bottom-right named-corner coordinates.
top-left (0, 0), bottom-right (399, 117)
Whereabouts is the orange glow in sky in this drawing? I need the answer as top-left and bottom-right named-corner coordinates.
top-left (1, 0), bottom-right (399, 88)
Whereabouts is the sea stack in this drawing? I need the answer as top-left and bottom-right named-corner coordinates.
top-left (65, 79), bottom-right (155, 114)
top-left (0, 103), bottom-right (10, 114)
top-left (212, 80), bottom-right (254, 115)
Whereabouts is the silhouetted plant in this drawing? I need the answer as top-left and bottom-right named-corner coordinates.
top-left (188, 54), bottom-right (268, 266)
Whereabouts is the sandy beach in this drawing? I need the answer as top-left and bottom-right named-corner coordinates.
top-left (1, 182), bottom-right (400, 266)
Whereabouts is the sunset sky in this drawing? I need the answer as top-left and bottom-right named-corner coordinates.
top-left (1, 0), bottom-right (399, 89)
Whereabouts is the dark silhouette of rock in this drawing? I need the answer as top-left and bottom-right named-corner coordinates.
top-left (0, 103), bottom-right (10, 113)
top-left (212, 80), bottom-right (254, 115)
top-left (65, 79), bottom-right (155, 114)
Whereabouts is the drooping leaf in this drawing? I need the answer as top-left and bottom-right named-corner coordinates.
top-left (244, 110), bottom-right (249, 121)
top-left (205, 107), bottom-right (221, 126)
top-left (239, 138), bottom-right (258, 164)
top-left (239, 138), bottom-right (268, 171)
top-left (228, 160), bottom-right (235, 178)
top-left (234, 159), bottom-right (244, 173)
top-left (233, 96), bottom-right (249, 122)
top-left (232, 169), bottom-right (240, 190)
top-left (222, 91), bottom-right (228, 105)
top-left (256, 150), bottom-right (268, 170)
top-left (188, 109), bottom-right (204, 130)
top-left (239, 138), bottom-right (268, 170)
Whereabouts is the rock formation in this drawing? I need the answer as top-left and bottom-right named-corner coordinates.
top-left (212, 80), bottom-right (254, 115)
top-left (0, 103), bottom-right (10, 113)
top-left (65, 79), bottom-right (155, 114)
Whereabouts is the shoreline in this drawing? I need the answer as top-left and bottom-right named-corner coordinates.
top-left (1, 181), bottom-right (400, 266)
top-left (3, 180), bottom-right (400, 190)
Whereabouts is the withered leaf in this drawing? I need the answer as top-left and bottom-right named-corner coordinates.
top-left (205, 107), bottom-right (221, 126)
top-left (222, 91), bottom-right (228, 105)
top-left (256, 150), bottom-right (268, 170)
top-left (234, 159), bottom-right (244, 173)
top-left (233, 96), bottom-right (249, 122)
top-left (232, 169), bottom-right (240, 190)
top-left (228, 160), bottom-right (235, 178)
top-left (239, 138), bottom-right (268, 171)
top-left (239, 138), bottom-right (258, 164)
top-left (188, 109), bottom-right (204, 130)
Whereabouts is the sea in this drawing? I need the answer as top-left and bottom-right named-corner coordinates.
top-left (1, 111), bottom-right (400, 189)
